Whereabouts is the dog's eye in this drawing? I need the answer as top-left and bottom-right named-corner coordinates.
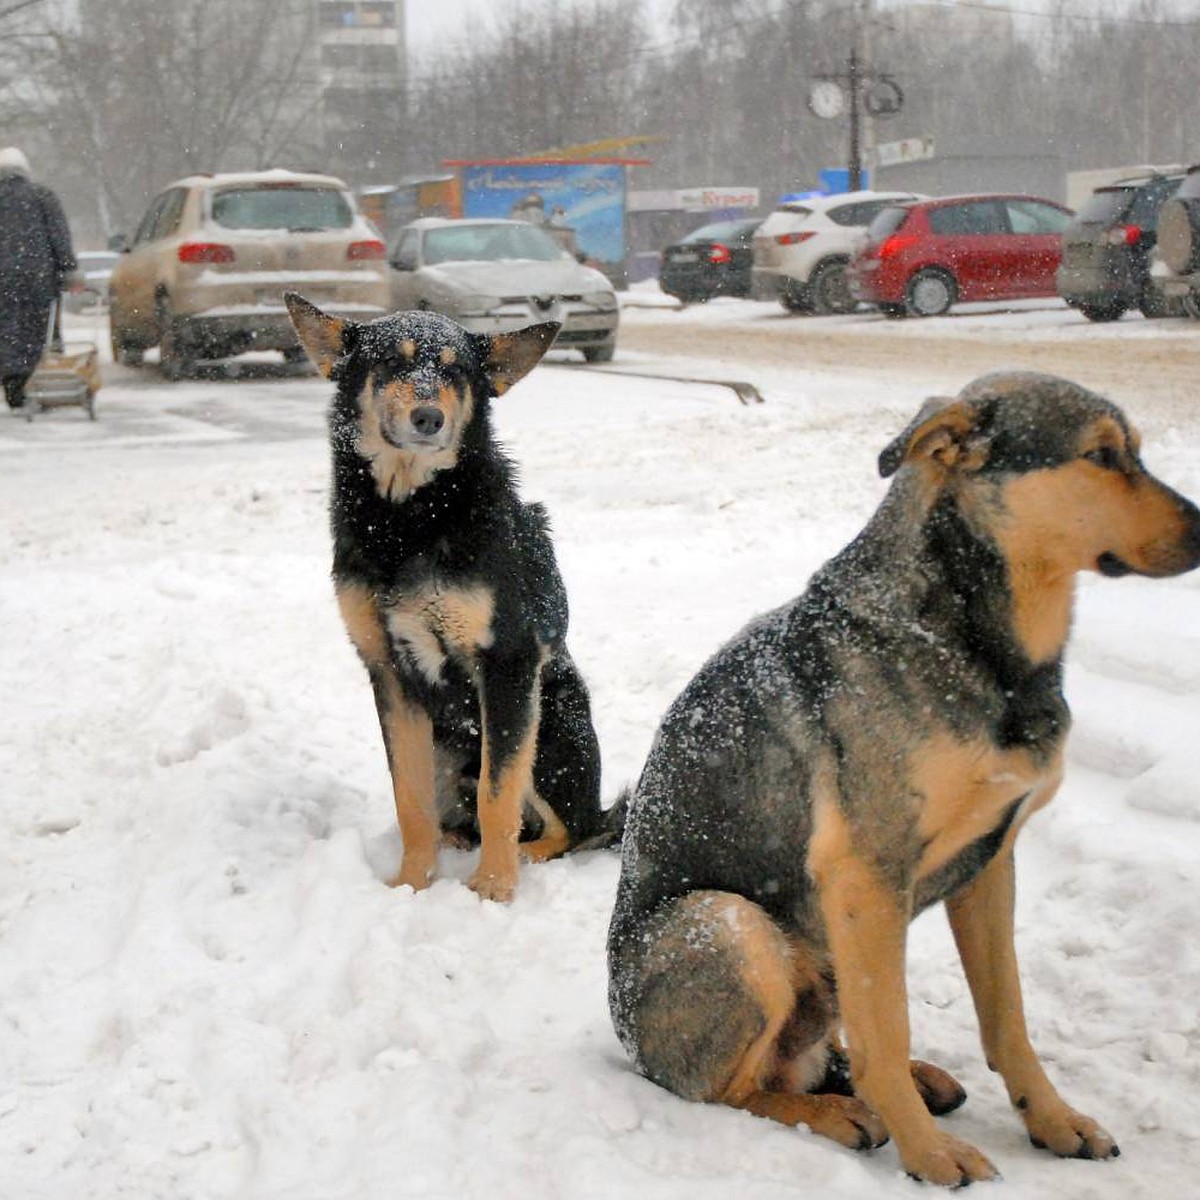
top-left (1084, 445), bottom-right (1122, 471)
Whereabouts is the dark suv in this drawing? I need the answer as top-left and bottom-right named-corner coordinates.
top-left (1057, 170), bottom-right (1184, 321)
top-left (1153, 165), bottom-right (1200, 319)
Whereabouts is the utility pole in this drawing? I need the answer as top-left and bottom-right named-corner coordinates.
top-left (848, 44), bottom-right (862, 190)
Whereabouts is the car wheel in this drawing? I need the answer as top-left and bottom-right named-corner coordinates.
top-left (878, 302), bottom-right (907, 319)
top-left (1183, 293), bottom-right (1200, 320)
top-left (1078, 300), bottom-right (1125, 323)
top-left (905, 269), bottom-right (956, 317)
top-left (110, 318), bottom-right (145, 367)
top-left (810, 259), bottom-right (857, 315)
top-left (157, 298), bottom-right (194, 381)
top-left (779, 284), bottom-right (812, 314)
top-left (583, 343), bottom-right (615, 364)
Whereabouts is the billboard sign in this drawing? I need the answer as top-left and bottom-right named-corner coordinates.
top-left (460, 161), bottom-right (626, 265)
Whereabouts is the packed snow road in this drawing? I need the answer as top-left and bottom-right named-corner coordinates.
top-left (1, 302), bottom-right (1198, 1199)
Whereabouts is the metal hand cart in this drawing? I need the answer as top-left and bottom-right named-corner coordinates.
top-left (24, 301), bottom-right (101, 421)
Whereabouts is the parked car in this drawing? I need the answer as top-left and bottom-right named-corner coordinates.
top-left (63, 250), bottom-right (119, 313)
top-left (1151, 164), bottom-right (1200, 319)
top-left (751, 191), bottom-right (924, 314)
top-left (849, 193), bottom-right (1073, 317)
top-left (658, 217), bottom-right (760, 303)
top-left (108, 169), bottom-right (389, 377)
top-left (388, 217), bottom-right (618, 362)
top-left (1057, 169), bottom-right (1185, 321)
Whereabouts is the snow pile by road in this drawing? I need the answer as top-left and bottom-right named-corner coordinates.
top-left (1, 315), bottom-right (1198, 1199)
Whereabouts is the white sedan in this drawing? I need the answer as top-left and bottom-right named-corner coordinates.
top-left (388, 217), bottom-right (619, 362)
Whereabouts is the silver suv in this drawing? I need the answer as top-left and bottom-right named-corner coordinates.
top-left (1153, 165), bottom-right (1200, 319)
top-left (751, 190), bottom-right (924, 314)
top-left (108, 170), bottom-right (389, 377)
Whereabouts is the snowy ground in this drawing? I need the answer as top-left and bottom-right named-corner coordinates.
top-left (1, 305), bottom-right (1198, 1199)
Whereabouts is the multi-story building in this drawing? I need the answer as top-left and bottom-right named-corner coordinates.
top-left (317, 0), bottom-right (407, 177)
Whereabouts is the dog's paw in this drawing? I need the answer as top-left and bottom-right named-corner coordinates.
top-left (811, 1095), bottom-right (890, 1151)
top-left (911, 1059), bottom-right (968, 1116)
top-left (1025, 1103), bottom-right (1118, 1160)
top-left (467, 867), bottom-right (516, 903)
top-left (901, 1132), bottom-right (998, 1188)
top-left (390, 855), bottom-right (436, 892)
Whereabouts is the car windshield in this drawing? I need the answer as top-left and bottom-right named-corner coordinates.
top-left (210, 186), bottom-right (353, 231)
top-left (682, 219), bottom-right (757, 244)
top-left (1076, 188), bottom-right (1134, 225)
top-left (423, 223), bottom-right (567, 265)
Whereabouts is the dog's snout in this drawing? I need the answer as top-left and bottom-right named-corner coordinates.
top-left (411, 405), bottom-right (445, 438)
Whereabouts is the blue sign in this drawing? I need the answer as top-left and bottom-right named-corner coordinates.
top-left (460, 162), bottom-right (626, 265)
top-left (818, 168), bottom-right (871, 194)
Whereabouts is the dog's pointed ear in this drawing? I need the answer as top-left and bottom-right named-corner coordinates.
top-left (285, 291), bottom-right (357, 379)
top-left (879, 396), bottom-right (987, 478)
top-left (475, 322), bottom-right (561, 395)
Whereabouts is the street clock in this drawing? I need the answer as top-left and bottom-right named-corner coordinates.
top-left (808, 81), bottom-right (846, 120)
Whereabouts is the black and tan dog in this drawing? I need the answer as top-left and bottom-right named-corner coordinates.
top-left (608, 371), bottom-right (1200, 1184)
top-left (286, 293), bottom-right (618, 902)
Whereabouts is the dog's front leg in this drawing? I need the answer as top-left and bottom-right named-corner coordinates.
top-left (469, 649), bottom-right (542, 903)
top-left (373, 674), bottom-right (440, 891)
top-left (946, 847), bottom-right (1118, 1160)
top-left (810, 790), bottom-right (997, 1186)
top-left (338, 582), bottom-right (440, 890)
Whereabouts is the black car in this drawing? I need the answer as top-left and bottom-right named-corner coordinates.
top-left (1057, 170), bottom-right (1184, 321)
top-left (659, 217), bottom-right (760, 303)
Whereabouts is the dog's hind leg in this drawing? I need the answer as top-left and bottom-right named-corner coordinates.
top-left (531, 652), bottom-right (604, 848)
top-left (612, 891), bottom-right (888, 1151)
top-left (947, 847), bottom-right (1118, 1161)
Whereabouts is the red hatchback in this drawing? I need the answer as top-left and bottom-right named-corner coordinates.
top-left (849, 194), bottom-right (1073, 317)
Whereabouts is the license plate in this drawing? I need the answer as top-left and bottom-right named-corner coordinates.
top-left (670, 251), bottom-right (699, 263)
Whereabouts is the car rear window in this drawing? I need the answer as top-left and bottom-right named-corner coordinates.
top-left (865, 205), bottom-right (911, 240)
top-left (682, 219), bottom-right (757, 244)
top-left (210, 186), bottom-right (354, 231)
top-left (828, 199), bottom-right (897, 227)
top-left (423, 223), bottom-right (565, 265)
top-left (1076, 188), bottom-right (1134, 225)
top-left (1128, 177), bottom-right (1184, 226)
top-left (1178, 171), bottom-right (1200, 200)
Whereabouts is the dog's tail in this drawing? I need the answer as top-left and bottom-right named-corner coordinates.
top-left (570, 786), bottom-right (630, 854)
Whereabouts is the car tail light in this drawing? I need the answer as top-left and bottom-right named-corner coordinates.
top-left (877, 234), bottom-right (920, 259)
top-left (775, 231), bottom-right (817, 246)
top-left (178, 242), bottom-right (235, 264)
top-left (708, 243), bottom-right (732, 264)
top-left (1102, 225), bottom-right (1141, 246)
top-left (347, 239), bottom-right (386, 260)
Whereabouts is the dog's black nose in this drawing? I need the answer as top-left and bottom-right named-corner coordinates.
top-left (411, 406), bottom-right (445, 437)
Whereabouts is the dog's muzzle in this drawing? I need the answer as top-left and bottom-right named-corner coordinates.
top-left (381, 405), bottom-right (447, 449)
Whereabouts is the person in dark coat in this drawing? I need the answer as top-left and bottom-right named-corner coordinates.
top-left (0, 147), bottom-right (77, 410)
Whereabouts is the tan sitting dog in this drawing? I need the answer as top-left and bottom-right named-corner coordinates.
top-left (608, 371), bottom-right (1200, 1184)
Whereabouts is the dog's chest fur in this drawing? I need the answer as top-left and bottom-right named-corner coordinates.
top-left (382, 584), bottom-right (496, 686)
